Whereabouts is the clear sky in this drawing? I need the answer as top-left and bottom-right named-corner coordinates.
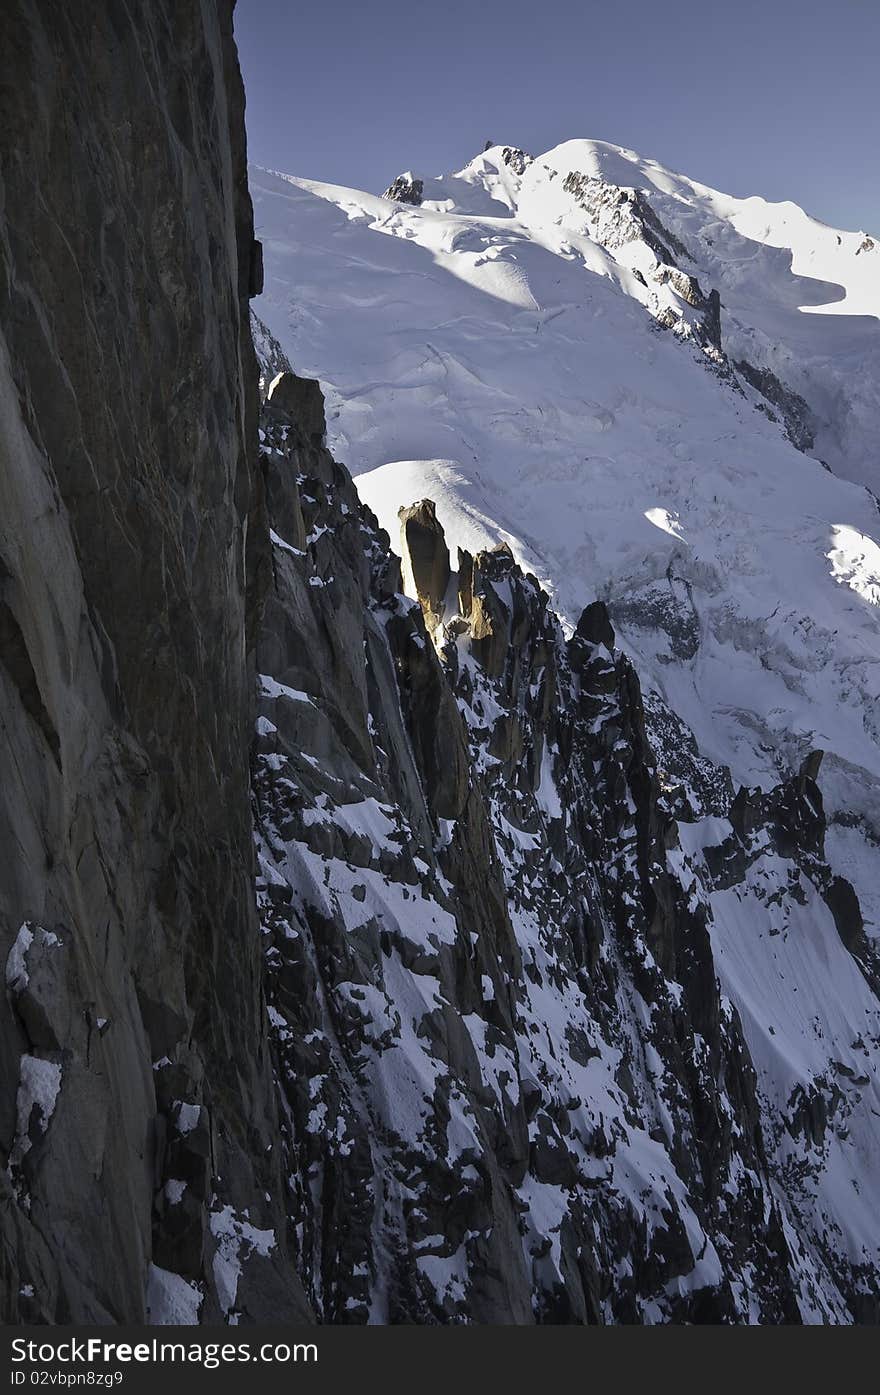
top-left (236, 0), bottom-right (880, 234)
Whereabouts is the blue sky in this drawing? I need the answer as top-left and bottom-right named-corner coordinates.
top-left (236, 0), bottom-right (879, 234)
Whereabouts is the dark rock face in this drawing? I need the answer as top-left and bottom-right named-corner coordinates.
top-left (267, 370), bottom-right (327, 443)
top-left (251, 311), bottom-right (291, 397)
top-left (249, 239), bottom-right (265, 297)
top-left (383, 174), bottom-right (424, 206)
top-left (734, 358), bottom-right (816, 452)
top-left (576, 600), bottom-right (615, 650)
top-left (703, 288), bottom-right (722, 350)
top-left (0, 0), bottom-right (308, 1323)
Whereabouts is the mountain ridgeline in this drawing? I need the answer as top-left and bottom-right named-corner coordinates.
top-left (1, 2), bottom-right (879, 1324)
top-left (249, 352), bottom-right (876, 1323)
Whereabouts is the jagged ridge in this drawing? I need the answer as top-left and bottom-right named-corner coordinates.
top-left (250, 345), bottom-right (879, 1322)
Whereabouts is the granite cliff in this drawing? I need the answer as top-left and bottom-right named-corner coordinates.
top-left (0, 0), bottom-right (306, 1323)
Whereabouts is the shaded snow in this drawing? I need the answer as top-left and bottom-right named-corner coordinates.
top-left (146, 1265), bottom-right (203, 1325)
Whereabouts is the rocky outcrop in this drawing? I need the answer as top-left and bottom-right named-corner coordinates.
top-left (0, 0), bottom-right (308, 1323)
top-left (557, 168), bottom-right (823, 447)
top-left (267, 369), bottom-right (326, 444)
top-left (562, 171), bottom-right (690, 266)
top-left (383, 173), bottom-right (424, 206)
top-left (500, 147), bottom-right (532, 176)
top-left (734, 358), bottom-right (816, 452)
top-left (560, 169), bottom-right (726, 365)
top-left (398, 499), bottom-right (451, 627)
top-left (703, 753), bottom-right (877, 984)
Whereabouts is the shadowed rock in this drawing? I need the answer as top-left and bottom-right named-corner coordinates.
top-left (267, 371), bottom-right (326, 443)
top-left (0, 0), bottom-right (309, 1325)
top-left (576, 600), bottom-right (616, 650)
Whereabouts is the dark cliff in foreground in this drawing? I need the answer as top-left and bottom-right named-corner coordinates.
top-left (0, 0), bottom-right (307, 1322)
top-left (1, 4), bottom-right (878, 1325)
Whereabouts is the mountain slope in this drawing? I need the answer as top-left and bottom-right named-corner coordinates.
top-left (252, 352), bottom-right (879, 1322)
top-left (250, 140), bottom-right (880, 1319)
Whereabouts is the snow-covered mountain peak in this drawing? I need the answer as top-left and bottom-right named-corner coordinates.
top-left (390, 136), bottom-right (879, 328)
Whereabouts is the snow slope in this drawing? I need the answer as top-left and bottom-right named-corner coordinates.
top-left (560, 138), bottom-right (880, 486)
